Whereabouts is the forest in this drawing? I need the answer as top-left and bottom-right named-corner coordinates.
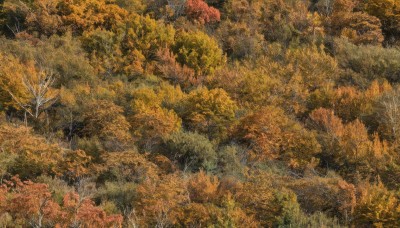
top-left (1, 0), bottom-right (400, 227)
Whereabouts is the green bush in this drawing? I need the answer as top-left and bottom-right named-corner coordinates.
top-left (163, 131), bottom-right (217, 171)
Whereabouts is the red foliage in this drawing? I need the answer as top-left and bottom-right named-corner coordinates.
top-left (0, 177), bottom-right (62, 227)
top-left (185, 0), bottom-right (221, 24)
top-left (0, 177), bottom-right (123, 227)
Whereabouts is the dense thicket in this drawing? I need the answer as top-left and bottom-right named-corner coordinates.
top-left (1, 0), bottom-right (400, 227)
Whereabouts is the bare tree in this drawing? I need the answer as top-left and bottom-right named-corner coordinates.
top-left (167, 0), bottom-right (186, 18)
top-left (8, 67), bottom-right (59, 125)
top-left (377, 89), bottom-right (400, 141)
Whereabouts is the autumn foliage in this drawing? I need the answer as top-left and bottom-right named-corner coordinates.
top-left (185, 0), bottom-right (221, 24)
top-left (0, 176), bottom-right (122, 227)
top-left (2, 0), bottom-right (400, 226)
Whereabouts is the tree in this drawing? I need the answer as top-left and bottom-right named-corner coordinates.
top-left (185, 0), bottom-right (221, 24)
top-left (187, 170), bottom-right (219, 203)
top-left (0, 176), bottom-right (123, 227)
top-left (173, 30), bottom-right (224, 75)
top-left (14, 66), bottom-right (58, 121)
top-left (120, 13), bottom-right (175, 74)
top-left (61, 192), bottom-right (123, 227)
top-left (307, 80), bottom-right (392, 126)
top-left (99, 150), bottom-right (160, 183)
top-left (215, 20), bottom-right (266, 60)
top-left (309, 108), bottom-right (390, 180)
top-left (0, 123), bottom-right (61, 179)
top-left (0, 52), bottom-right (30, 112)
top-left (322, 0), bottom-right (384, 45)
top-left (129, 87), bottom-right (182, 149)
top-left (115, 0), bottom-right (146, 14)
top-left (0, 52), bottom-right (59, 124)
top-left (130, 106), bottom-right (181, 148)
top-left (334, 38), bottom-right (400, 85)
top-left (163, 131), bottom-right (217, 171)
top-left (236, 171), bottom-right (303, 227)
top-left (207, 60), bottom-right (283, 109)
top-left (340, 12), bottom-right (384, 45)
top-left (259, 0), bottom-right (316, 44)
top-left (236, 106), bottom-right (321, 169)
top-left (0, 176), bottom-right (62, 227)
top-left (82, 100), bottom-right (131, 148)
top-left (134, 174), bottom-right (188, 227)
top-left (354, 180), bottom-right (400, 227)
top-left (57, 149), bottom-right (93, 182)
top-left (363, 0), bottom-right (400, 44)
top-left (284, 45), bottom-right (339, 91)
top-left (375, 88), bottom-right (400, 142)
top-left (81, 28), bottom-right (124, 77)
top-left (2, 0), bottom-right (128, 37)
top-left (179, 87), bottom-right (237, 140)
top-left (288, 174), bottom-right (357, 222)
top-left (82, 13), bottom-right (175, 77)
top-left (155, 48), bottom-right (198, 91)
top-left (58, 0), bottom-right (128, 35)
top-left (0, 34), bottom-right (96, 87)
top-left (0, 0), bottom-right (64, 36)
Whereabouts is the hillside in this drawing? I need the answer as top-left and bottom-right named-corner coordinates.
top-left (1, 0), bottom-right (400, 227)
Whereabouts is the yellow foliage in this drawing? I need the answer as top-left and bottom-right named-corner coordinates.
top-left (354, 180), bottom-right (400, 227)
top-left (181, 87), bottom-right (237, 140)
top-left (82, 100), bottom-right (131, 144)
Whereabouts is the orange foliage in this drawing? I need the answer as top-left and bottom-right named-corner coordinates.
top-left (155, 48), bottom-right (199, 91)
top-left (82, 100), bottom-right (131, 145)
top-left (1, 176), bottom-right (61, 227)
top-left (236, 106), bottom-right (321, 169)
top-left (0, 124), bottom-right (61, 178)
top-left (0, 177), bottom-right (122, 227)
top-left (57, 150), bottom-right (92, 181)
top-left (309, 108), bottom-right (391, 179)
top-left (134, 174), bottom-right (188, 226)
top-left (288, 175), bottom-right (357, 220)
top-left (62, 192), bottom-right (123, 227)
top-left (187, 170), bottom-right (219, 203)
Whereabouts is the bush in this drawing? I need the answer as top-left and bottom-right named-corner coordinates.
top-left (163, 131), bottom-right (217, 171)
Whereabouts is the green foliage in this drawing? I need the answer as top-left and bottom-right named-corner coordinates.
top-left (163, 131), bottom-right (217, 171)
top-left (335, 38), bottom-right (400, 85)
top-left (96, 181), bottom-right (136, 212)
top-left (121, 13), bottom-right (175, 68)
top-left (217, 145), bottom-right (245, 177)
top-left (0, 34), bottom-right (95, 87)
